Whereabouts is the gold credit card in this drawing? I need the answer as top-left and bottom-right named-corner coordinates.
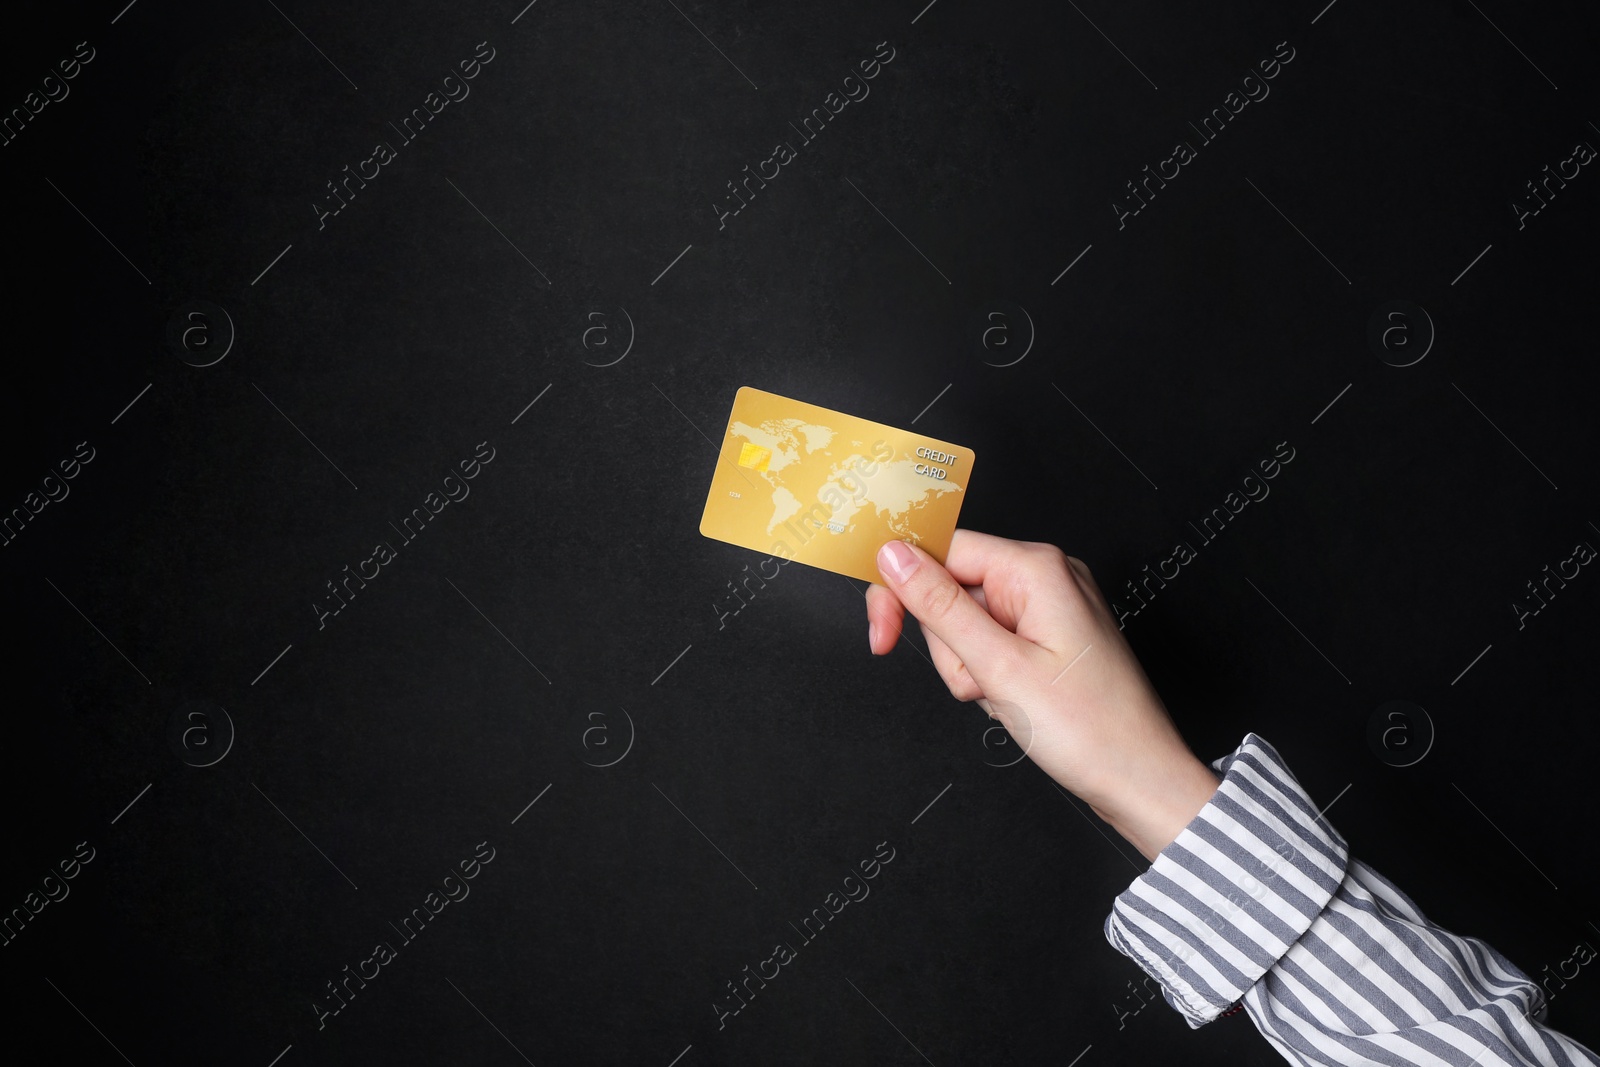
top-left (698, 387), bottom-right (976, 584)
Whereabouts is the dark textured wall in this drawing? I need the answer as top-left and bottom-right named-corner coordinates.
top-left (3, 1), bottom-right (1597, 1064)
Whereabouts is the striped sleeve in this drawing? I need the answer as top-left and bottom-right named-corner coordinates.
top-left (1103, 733), bottom-right (1600, 1066)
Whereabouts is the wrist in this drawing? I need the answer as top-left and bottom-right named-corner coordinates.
top-left (1095, 753), bottom-right (1219, 863)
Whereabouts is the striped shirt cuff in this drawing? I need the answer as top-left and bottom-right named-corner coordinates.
top-left (1104, 733), bottom-right (1350, 1027)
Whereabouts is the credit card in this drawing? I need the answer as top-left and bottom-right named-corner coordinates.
top-left (698, 386), bottom-right (976, 584)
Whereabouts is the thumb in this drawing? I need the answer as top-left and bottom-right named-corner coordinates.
top-left (876, 539), bottom-right (1030, 689)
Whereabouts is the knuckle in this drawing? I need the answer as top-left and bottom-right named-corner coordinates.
top-left (919, 576), bottom-right (964, 622)
top-left (1027, 540), bottom-right (1068, 564)
top-left (949, 674), bottom-right (982, 702)
top-left (1031, 542), bottom-right (1083, 578)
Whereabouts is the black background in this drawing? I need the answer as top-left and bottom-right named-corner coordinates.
top-left (3, 1), bottom-right (1598, 1064)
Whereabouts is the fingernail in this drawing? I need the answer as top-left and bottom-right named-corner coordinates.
top-left (878, 540), bottom-right (919, 584)
top-left (868, 620), bottom-right (878, 651)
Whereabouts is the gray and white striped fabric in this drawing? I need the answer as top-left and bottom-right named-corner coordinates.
top-left (1103, 734), bottom-right (1598, 1066)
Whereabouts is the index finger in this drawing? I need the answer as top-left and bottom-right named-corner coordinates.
top-left (940, 528), bottom-right (1087, 650)
top-left (866, 578), bottom-right (990, 656)
top-left (938, 528), bottom-right (1036, 585)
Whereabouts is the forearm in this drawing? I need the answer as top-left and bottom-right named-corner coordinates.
top-left (1243, 857), bottom-right (1596, 1066)
top-left (1102, 734), bottom-right (1600, 1066)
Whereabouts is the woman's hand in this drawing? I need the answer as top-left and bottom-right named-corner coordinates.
top-left (866, 530), bottom-right (1218, 861)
